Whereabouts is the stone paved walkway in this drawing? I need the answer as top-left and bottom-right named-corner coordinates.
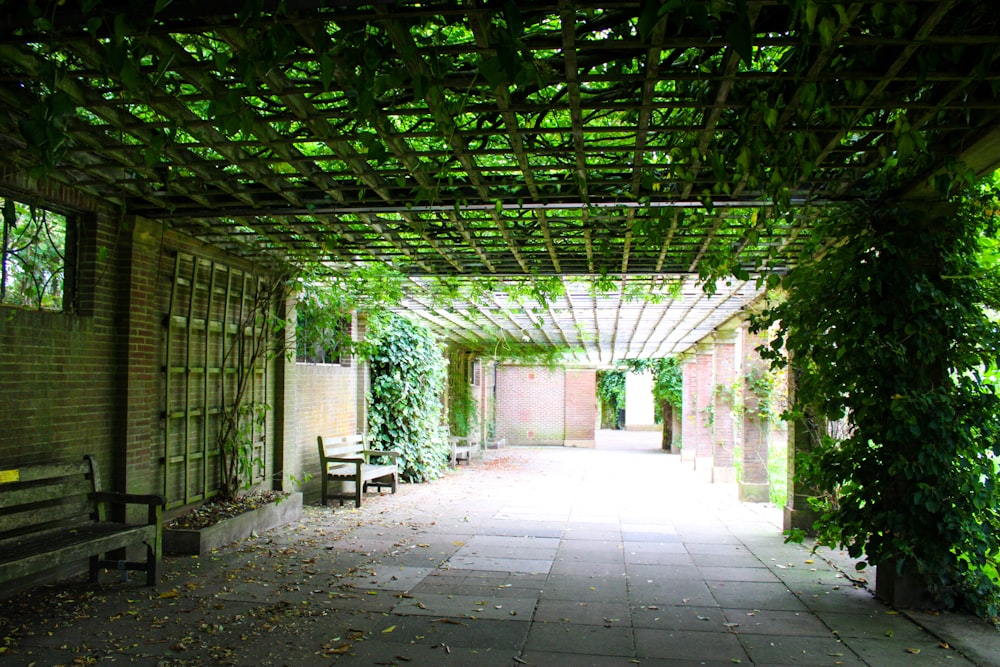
top-left (1, 438), bottom-right (997, 666)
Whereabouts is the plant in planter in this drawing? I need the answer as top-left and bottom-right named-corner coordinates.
top-left (216, 277), bottom-right (287, 501)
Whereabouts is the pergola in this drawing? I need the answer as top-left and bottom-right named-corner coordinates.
top-left (2, 1), bottom-right (999, 361)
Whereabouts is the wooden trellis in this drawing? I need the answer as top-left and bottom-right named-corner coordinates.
top-left (163, 252), bottom-right (269, 509)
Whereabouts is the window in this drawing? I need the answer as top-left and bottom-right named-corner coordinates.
top-left (469, 357), bottom-right (481, 386)
top-left (295, 305), bottom-right (352, 366)
top-left (1, 195), bottom-right (75, 311)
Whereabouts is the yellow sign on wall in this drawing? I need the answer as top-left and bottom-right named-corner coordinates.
top-left (0, 469), bottom-right (21, 484)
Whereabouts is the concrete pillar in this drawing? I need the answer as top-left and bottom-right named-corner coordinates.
top-left (694, 339), bottom-right (715, 475)
top-left (680, 351), bottom-right (697, 463)
top-left (711, 326), bottom-right (739, 484)
top-left (739, 322), bottom-right (771, 502)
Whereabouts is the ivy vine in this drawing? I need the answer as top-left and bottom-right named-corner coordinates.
top-left (365, 313), bottom-right (448, 483)
top-left (752, 178), bottom-right (1000, 620)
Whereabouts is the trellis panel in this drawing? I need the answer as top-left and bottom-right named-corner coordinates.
top-left (163, 252), bottom-right (269, 510)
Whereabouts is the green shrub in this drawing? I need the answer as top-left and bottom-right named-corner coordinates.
top-left (366, 313), bottom-right (448, 482)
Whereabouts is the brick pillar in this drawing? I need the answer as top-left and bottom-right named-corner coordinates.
top-left (670, 397), bottom-right (682, 454)
top-left (784, 360), bottom-right (822, 532)
top-left (711, 326), bottom-right (739, 483)
top-left (739, 322), bottom-right (771, 501)
top-left (565, 368), bottom-right (596, 447)
top-left (276, 292), bottom-right (297, 492)
top-left (121, 218), bottom-right (167, 517)
top-left (354, 313), bottom-right (368, 435)
top-left (679, 351), bottom-right (697, 464)
top-left (694, 339), bottom-right (715, 475)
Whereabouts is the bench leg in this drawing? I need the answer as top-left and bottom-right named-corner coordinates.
top-left (321, 474), bottom-right (329, 506)
top-left (391, 473), bottom-right (397, 494)
top-left (146, 541), bottom-right (160, 586)
top-left (354, 473), bottom-right (363, 508)
top-left (89, 554), bottom-right (101, 582)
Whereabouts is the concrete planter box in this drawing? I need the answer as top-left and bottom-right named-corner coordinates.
top-left (163, 492), bottom-right (302, 555)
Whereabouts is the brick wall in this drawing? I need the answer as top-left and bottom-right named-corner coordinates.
top-left (290, 361), bottom-right (360, 504)
top-left (0, 178), bottom-right (123, 486)
top-left (0, 173), bottom-right (287, 507)
top-left (495, 365), bottom-right (565, 445)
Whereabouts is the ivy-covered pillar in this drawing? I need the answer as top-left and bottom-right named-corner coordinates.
top-left (711, 325), bottom-right (739, 483)
top-left (739, 322), bottom-right (771, 502)
top-left (693, 338), bottom-right (715, 475)
top-left (756, 193), bottom-right (1000, 613)
top-left (679, 350), bottom-right (697, 464)
top-left (782, 362), bottom-right (822, 532)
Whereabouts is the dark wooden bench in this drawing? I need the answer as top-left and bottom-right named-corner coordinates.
top-left (317, 435), bottom-right (400, 508)
top-left (0, 456), bottom-right (165, 587)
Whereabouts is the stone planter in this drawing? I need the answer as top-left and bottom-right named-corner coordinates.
top-left (875, 559), bottom-right (933, 609)
top-left (163, 492), bottom-right (302, 555)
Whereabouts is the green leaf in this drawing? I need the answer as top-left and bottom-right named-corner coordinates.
top-left (725, 4), bottom-right (753, 65)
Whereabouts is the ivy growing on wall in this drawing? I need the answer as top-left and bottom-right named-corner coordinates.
top-left (365, 313), bottom-right (448, 483)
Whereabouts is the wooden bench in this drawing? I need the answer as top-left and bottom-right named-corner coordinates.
top-left (0, 456), bottom-right (165, 588)
top-left (317, 435), bottom-right (400, 508)
top-left (449, 435), bottom-right (481, 466)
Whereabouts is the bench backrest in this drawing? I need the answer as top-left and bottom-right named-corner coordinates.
top-left (0, 457), bottom-right (100, 540)
top-left (317, 434), bottom-right (366, 464)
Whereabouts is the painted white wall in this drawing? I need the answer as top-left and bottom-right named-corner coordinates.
top-left (625, 370), bottom-right (656, 428)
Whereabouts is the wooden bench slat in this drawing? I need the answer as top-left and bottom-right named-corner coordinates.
top-left (0, 478), bottom-right (93, 510)
top-left (0, 461), bottom-right (91, 486)
top-left (0, 497), bottom-right (93, 535)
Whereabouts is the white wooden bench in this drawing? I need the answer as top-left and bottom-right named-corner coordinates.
top-left (448, 435), bottom-right (481, 467)
top-left (317, 435), bottom-right (400, 508)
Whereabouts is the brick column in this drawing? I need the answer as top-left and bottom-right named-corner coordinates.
top-left (739, 322), bottom-right (771, 501)
top-left (565, 368), bottom-right (596, 447)
top-left (784, 360), bottom-right (822, 532)
top-left (121, 218), bottom-right (167, 500)
top-left (354, 313), bottom-right (368, 435)
top-left (694, 338), bottom-right (715, 475)
top-left (679, 351), bottom-right (697, 464)
top-left (711, 326), bottom-right (739, 484)
top-left (276, 292), bottom-right (297, 491)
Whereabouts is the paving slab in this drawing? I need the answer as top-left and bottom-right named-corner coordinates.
top-left (1, 437), bottom-right (997, 666)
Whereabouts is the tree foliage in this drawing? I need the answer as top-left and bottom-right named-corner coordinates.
top-left (753, 181), bottom-right (1000, 619)
top-left (1, 197), bottom-right (68, 311)
top-left (365, 313), bottom-right (448, 483)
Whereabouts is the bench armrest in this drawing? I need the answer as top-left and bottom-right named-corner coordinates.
top-left (95, 492), bottom-right (166, 507)
top-left (93, 491), bottom-right (166, 526)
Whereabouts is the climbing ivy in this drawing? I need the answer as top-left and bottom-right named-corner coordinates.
top-left (752, 180), bottom-right (1000, 620)
top-left (365, 313), bottom-right (448, 483)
